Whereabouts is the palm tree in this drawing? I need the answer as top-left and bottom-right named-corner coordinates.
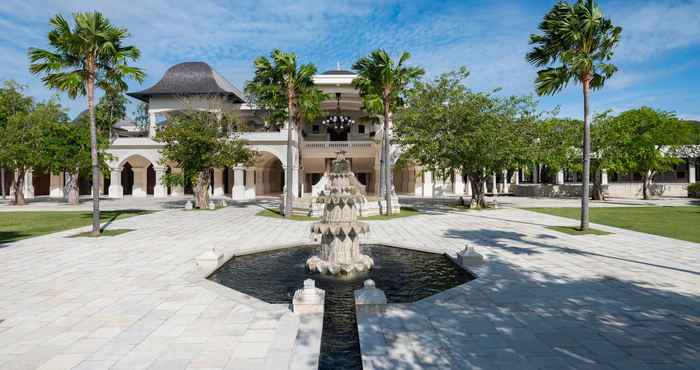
top-left (29, 12), bottom-right (144, 235)
top-left (246, 49), bottom-right (318, 217)
top-left (526, 0), bottom-right (621, 230)
top-left (353, 50), bottom-right (424, 215)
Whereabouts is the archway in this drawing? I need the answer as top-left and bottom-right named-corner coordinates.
top-left (254, 151), bottom-right (284, 196)
top-left (118, 155), bottom-right (154, 197)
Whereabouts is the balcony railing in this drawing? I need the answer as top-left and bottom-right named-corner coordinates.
top-left (303, 141), bottom-right (376, 156)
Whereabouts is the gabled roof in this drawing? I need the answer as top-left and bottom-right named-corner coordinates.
top-left (127, 62), bottom-right (245, 103)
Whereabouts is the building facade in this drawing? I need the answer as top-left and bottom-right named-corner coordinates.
top-left (6, 61), bottom-right (697, 201)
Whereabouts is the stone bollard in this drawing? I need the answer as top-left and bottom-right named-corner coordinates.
top-left (457, 245), bottom-right (484, 266)
top-left (219, 199), bottom-right (227, 208)
top-left (185, 200), bottom-right (193, 210)
top-left (292, 279), bottom-right (325, 315)
top-left (208, 201), bottom-right (216, 210)
top-left (195, 248), bottom-right (224, 271)
top-left (354, 279), bottom-right (387, 315)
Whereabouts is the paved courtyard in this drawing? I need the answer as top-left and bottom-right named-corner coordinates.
top-left (0, 200), bottom-right (698, 369)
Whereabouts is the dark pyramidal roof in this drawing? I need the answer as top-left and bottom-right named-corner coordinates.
top-left (128, 62), bottom-right (245, 103)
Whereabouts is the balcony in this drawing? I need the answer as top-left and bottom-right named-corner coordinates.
top-left (302, 141), bottom-right (376, 157)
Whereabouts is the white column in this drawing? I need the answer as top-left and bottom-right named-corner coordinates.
top-left (23, 170), bottom-right (34, 199)
top-left (231, 166), bottom-right (246, 200)
top-left (423, 170), bottom-right (433, 198)
top-left (601, 169), bottom-right (609, 185)
top-left (689, 160), bottom-right (696, 184)
top-left (512, 169), bottom-right (520, 185)
top-left (453, 170), bottom-right (465, 194)
top-left (148, 112), bottom-right (157, 139)
top-left (556, 169), bottom-right (565, 185)
top-left (154, 166), bottom-right (167, 198)
top-left (501, 169), bottom-right (509, 193)
top-left (49, 172), bottom-right (64, 198)
top-left (245, 167), bottom-right (256, 199)
top-left (491, 173), bottom-right (498, 195)
top-left (131, 167), bottom-right (147, 197)
top-left (212, 168), bottom-right (224, 196)
top-left (108, 167), bottom-right (123, 198)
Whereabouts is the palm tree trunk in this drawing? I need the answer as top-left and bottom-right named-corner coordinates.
top-left (87, 70), bottom-right (101, 235)
top-left (284, 91), bottom-right (296, 218)
top-left (383, 100), bottom-right (392, 215)
top-left (580, 78), bottom-right (592, 230)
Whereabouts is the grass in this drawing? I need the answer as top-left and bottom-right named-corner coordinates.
top-left (528, 206), bottom-right (700, 243)
top-left (546, 226), bottom-right (612, 236)
top-left (0, 210), bottom-right (151, 245)
top-left (70, 229), bottom-right (135, 238)
top-left (255, 207), bottom-right (421, 221)
top-left (359, 207), bottom-right (420, 220)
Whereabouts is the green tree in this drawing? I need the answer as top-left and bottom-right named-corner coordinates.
top-left (95, 89), bottom-right (127, 137)
top-left (396, 69), bottom-right (538, 208)
top-left (0, 100), bottom-right (65, 205)
top-left (353, 49), bottom-right (424, 214)
top-left (156, 108), bottom-right (253, 209)
top-left (29, 12), bottom-right (144, 235)
top-left (536, 117), bottom-right (583, 181)
top-left (602, 107), bottom-right (688, 200)
top-left (245, 49), bottom-right (321, 217)
top-left (527, 0), bottom-right (622, 230)
top-left (0, 81), bottom-right (34, 200)
top-left (43, 118), bottom-right (112, 205)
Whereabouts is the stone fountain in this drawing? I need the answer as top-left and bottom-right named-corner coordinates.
top-left (306, 152), bottom-right (374, 275)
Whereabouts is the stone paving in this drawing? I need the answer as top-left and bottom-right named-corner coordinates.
top-left (0, 200), bottom-right (698, 369)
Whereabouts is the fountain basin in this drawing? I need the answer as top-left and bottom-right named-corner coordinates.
top-left (208, 244), bottom-right (474, 370)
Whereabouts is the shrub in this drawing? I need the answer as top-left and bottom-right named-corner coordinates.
top-left (688, 182), bottom-right (700, 198)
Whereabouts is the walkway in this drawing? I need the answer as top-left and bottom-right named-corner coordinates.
top-left (0, 202), bottom-right (698, 369)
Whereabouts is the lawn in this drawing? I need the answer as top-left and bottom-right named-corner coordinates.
top-left (528, 206), bottom-right (700, 243)
top-left (0, 210), bottom-right (151, 245)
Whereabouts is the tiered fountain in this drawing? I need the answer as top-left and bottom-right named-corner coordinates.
top-left (306, 152), bottom-right (374, 275)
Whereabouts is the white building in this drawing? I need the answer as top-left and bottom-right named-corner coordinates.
top-left (5, 61), bottom-right (697, 201)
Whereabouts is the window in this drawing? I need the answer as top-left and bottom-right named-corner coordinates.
top-left (312, 125), bottom-right (320, 134)
top-left (358, 124), bottom-right (366, 134)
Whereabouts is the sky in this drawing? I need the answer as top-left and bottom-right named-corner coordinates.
top-left (1, 0), bottom-right (699, 120)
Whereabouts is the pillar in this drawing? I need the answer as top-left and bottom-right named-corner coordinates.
top-left (131, 167), bottom-right (147, 197)
top-left (689, 160), bottom-right (696, 184)
top-left (212, 168), bottom-right (224, 196)
top-left (148, 112), bottom-right (157, 139)
top-left (21, 170), bottom-right (34, 199)
top-left (49, 172), bottom-right (64, 198)
top-left (502, 169), bottom-right (509, 193)
top-left (154, 166), bottom-right (167, 198)
top-left (171, 168), bottom-right (184, 197)
top-left (556, 169), bottom-right (565, 185)
top-left (491, 173), bottom-right (498, 195)
top-left (108, 167), bottom-right (123, 198)
top-left (231, 166), bottom-right (246, 200)
top-left (512, 169), bottom-right (520, 185)
top-left (601, 169), bottom-right (609, 185)
top-left (453, 170), bottom-right (465, 194)
top-left (423, 170), bottom-right (433, 198)
top-left (245, 167), bottom-right (256, 199)
top-left (373, 162), bottom-right (381, 195)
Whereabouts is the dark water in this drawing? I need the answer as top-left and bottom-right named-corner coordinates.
top-left (209, 244), bottom-right (474, 370)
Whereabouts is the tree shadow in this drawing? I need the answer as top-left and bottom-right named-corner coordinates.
top-left (358, 246), bottom-right (700, 369)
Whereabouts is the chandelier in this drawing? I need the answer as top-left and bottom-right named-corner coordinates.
top-left (321, 92), bottom-right (354, 130)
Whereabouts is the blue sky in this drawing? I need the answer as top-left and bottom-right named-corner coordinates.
top-left (1, 0), bottom-right (699, 120)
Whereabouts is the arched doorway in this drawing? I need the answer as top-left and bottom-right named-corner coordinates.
top-left (254, 152), bottom-right (284, 196)
top-left (119, 155), bottom-right (154, 197)
top-left (32, 170), bottom-right (50, 196)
